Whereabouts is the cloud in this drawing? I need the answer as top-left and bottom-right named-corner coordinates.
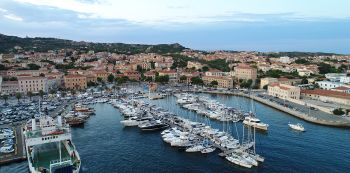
top-left (3, 14), bottom-right (23, 21)
top-left (14, 0), bottom-right (350, 26)
top-left (0, 7), bottom-right (23, 21)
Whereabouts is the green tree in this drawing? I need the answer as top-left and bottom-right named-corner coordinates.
top-left (210, 80), bottom-right (218, 87)
top-left (71, 89), bottom-right (76, 96)
top-left (15, 92), bottom-right (21, 103)
top-left (49, 89), bottom-right (57, 95)
top-left (61, 91), bottom-right (67, 98)
top-left (155, 75), bottom-right (169, 83)
top-left (180, 75), bottom-right (187, 83)
top-left (2, 94), bottom-right (9, 103)
top-left (301, 77), bottom-right (309, 84)
top-left (136, 65), bottom-right (143, 72)
top-left (27, 91), bottom-right (33, 101)
top-left (318, 63), bottom-right (337, 74)
top-left (39, 90), bottom-right (45, 99)
top-left (333, 108), bottom-right (345, 115)
top-left (145, 77), bottom-right (153, 82)
top-left (27, 63), bottom-right (41, 70)
top-left (202, 66), bottom-right (209, 72)
top-left (107, 74), bottom-right (115, 83)
top-left (263, 85), bottom-right (268, 90)
top-left (0, 64), bottom-right (6, 70)
top-left (191, 77), bottom-right (204, 85)
top-left (97, 77), bottom-right (103, 83)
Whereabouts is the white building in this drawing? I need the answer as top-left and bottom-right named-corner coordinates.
top-left (298, 70), bottom-right (311, 77)
top-left (268, 83), bottom-right (300, 100)
top-left (316, 81), bottom-right (342, 90)
top-left (279, 56), bottom-right (291, 64)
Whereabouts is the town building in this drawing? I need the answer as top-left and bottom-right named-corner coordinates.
top-left (260, 77), bottom-right (301, 89)
top-left (0, 81), bottom-right (19, 95)
top-left (123, 71), bottom-right (141, 81)
top-left (64, 75), bottom-right (87, 90)
top-left (158, 70), bottom-right (178, 82)
top-left (301, 89), bottom-right (350, 105)
top-left (92, 70), bottom-right (109, 82)
top-left (205, 69), bottom-right (228, 77)
top-left (144, 71), bottom-right (156, 81)
top-left (202, 76), bottom-right (233, 88)
top-left (268, 83), bottom-right (300, 100)
top-left (316, 81), bottom-right (342, 90)
top-left (18, 77), bottom-right (48, 93)
top-left (187, 61), bottom-right (204, 70)
top-left (331, 86), bottom-right (350, 93)
top-left (234, 64), bottom-right (257, 81)
top-left (279, 56), bottom-right (291, 64)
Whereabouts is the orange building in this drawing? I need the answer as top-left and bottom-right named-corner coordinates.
top-left (64, 75), bottom-right (87, 90)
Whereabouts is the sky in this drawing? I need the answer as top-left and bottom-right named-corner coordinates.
top-left (0, 0), bottom-right (350, 54)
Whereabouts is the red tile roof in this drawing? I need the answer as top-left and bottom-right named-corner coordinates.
top-left (332, 86), bottom-right (350, 91)
top-left (302, 89), bottom-right (350, 100)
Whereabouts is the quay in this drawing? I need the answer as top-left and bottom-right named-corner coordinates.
top-left (195, 90), bottom-right (350, 127)
top-left (0, 125), bottom-right (27, 165)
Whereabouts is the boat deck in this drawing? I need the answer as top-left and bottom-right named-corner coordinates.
top-left (32, 142), bottom-right (71, 171)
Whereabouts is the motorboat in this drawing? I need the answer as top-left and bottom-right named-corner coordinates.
top-left (288, 123), bottom-right (305, 132)
top-left (186, 144), bottom-right (205, 152)
top-left (243, 116), bottom-right (269, 131)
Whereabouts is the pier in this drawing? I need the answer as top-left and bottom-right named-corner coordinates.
top-left (194, 90), bottom-right (350, 127)
top-left (0, 125), bottom-right (27, 165)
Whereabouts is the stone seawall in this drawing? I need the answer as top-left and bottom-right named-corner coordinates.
top-left (195, 90), bottom-right (350, 127)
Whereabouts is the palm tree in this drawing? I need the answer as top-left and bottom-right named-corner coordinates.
top-left (61, 91), bottom-right (67, 98)
top-left (27, 91), bottom-right (33, 101)
top-left (90, 89), bottom-right (94, 95)
top-left (15, 92), bottom-right (22, 103)
top-left (98, 86), bottom-right (103, 94)
top-left (112, 85), bottom-right (116, 93)
top-left (71, 89), bottom-right (76, 96)
top-left (39, 90), bottom-right (45, 100)
top-left (2, 94), bottom-right (9, 103)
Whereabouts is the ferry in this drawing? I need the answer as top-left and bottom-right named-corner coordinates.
top-left (23, 116), bottom-right (81, 173)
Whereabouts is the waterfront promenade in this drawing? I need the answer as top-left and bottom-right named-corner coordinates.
top-left (195, 90), bottom-right (350, 127)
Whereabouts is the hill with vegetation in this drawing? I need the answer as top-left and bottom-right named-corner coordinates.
top-left (0, 34), bottom-right (186, 54)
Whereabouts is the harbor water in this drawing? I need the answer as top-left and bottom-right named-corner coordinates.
top-left (2, 93), bottom-right (350, 173)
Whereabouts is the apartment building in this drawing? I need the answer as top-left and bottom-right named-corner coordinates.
top-left (234, 64), bottom-right (257, 81)
top-left (18, 76), bottom-right (48, 93)
top-left (64, 75), bottom-right (87, 90)
top-left (0, 81), bottom-right (19, 95)
top-left (202, 76), bottom-right (233, 88)
top-left (268, 83), bottom-right (300, 100)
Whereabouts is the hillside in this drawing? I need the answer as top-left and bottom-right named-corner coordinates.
top-left (0, 34), bottom-right (186, 54)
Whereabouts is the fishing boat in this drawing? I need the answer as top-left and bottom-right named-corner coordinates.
top-left (288, 123), bottom-right (305, 132)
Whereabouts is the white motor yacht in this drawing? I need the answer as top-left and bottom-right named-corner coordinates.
top-left (288, 123), bottom-right (305, 132)
top-left (243, 116), bottom-right (269, 131)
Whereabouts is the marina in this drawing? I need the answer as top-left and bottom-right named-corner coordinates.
top-left (111, 98), bottom-right (263, 168)
top-left (1, 91), bottom-right (350, 173)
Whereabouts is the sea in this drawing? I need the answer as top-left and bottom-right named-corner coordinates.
top-left (2, 93), bottom-right (350, 173)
